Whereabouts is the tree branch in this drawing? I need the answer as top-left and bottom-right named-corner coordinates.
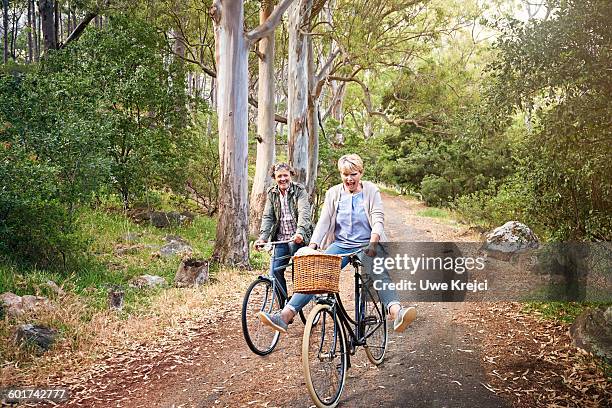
top-left (59, 0), bottom-right (112, 49)
top-left (248, 96), bottom-right (287, 124)
top-left (328, 73), bottom-right (447, 132)
top-left (59, 12), bottom-right (96, 49)
top-left (245, 0), bottom-right (295, 42)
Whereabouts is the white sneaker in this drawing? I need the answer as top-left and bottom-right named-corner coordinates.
top-left (393, 307), bottom-right (417, 332)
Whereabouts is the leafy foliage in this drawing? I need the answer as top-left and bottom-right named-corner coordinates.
top-left (486, 0), bottom-right (612, 240)
top-left (0, 15), bottom-right (195, 268)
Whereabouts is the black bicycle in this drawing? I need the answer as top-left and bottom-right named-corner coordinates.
top-left (241, 240), bottom-right (312, 355)
top-left (302, 251), bottom-right (388, 408)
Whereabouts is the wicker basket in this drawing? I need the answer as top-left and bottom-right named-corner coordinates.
top-left (293, 254), bottom-right (342, 294)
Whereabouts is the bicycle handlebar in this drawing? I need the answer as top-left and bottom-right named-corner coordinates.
top-left (254, 239), bottom-right (293, 246)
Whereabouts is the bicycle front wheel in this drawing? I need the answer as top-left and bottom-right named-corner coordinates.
top-left (362, 283), bottom-right (388, 365)
top-left (298, 297), bottom-right (320, 325)
top-left (241, 278), bottom-right (281, 356)
top-left (302, 303), bottom-right (347, 408)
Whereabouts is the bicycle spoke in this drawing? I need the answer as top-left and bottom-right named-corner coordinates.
top-left (303, 305), bottom-right (347, 407)
top-left (362, 283), bottom-right (388, 365)
top-left (242, 279), bottom-right (281, 355)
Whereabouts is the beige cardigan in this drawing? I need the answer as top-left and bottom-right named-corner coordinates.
top-left (311, 180), bottom-right (387, 249)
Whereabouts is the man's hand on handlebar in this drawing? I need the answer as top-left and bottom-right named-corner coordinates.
top-left (291, 233), bottom-right (304, 244)
top-left (253, 239), bottom-right (265, 251)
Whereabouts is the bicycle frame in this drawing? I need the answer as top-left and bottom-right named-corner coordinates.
top-left (314, 255), bottom-right (385, 368)
top-left (257, 240), bottom-right (294, 309)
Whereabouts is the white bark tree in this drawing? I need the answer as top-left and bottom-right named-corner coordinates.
top-left (209, 0), bottom-right (294, 266)
top-left (286, 0), bottom-right (312, 186)
top-left (249, 0), bottom-right (277, 237)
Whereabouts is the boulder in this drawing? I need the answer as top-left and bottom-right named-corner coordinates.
top-left (44, 280), bottom-right (65, 297)
top-left (0, 292), bottom-right (23, 317)
top-left (108, 288), bottom-right (125, 310)
top-left (160, 236), bottom-right (193, 257)
top-left (21, 295), bottom-right (50, 311)
top-left (15, 324), bottom-right (57, 352)
top-left (129, 274), bottom-right (167, 289)
top-left (175, 258), bottom-right (209, 287)
top-left (570, 306), bottom-right (612, 363)
top-left (0, 293), bottom-right (50, 317)
top-left (149, 211), bottom-right (195, 228)
top-left (482, 221), bottom-right (539, 261)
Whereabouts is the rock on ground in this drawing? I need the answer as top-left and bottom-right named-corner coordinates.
top-left (483, 221), bottom-right (539, 261)
top-left (175, 259), bottom-right (209, 287)
top-left (15, 324), bottom-right (57, 352)
top-left (130, 275), bottom-right (167, 289)
top-left (0, 293), bottom-right (51, 317)
top-left (570, 306), bottom-right (612, 363)
top-left (160, 236), bottom-right (193, 257)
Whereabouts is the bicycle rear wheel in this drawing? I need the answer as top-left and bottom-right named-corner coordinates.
top-left (241, 278), bottom-right (281, 356)
top-left (362, 283), bottom-right (387, 365)
top-left (302, 303), bottom-right (347, 408)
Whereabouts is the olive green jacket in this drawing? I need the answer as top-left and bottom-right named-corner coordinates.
top-left (259, 182), bottom-right (313, 243)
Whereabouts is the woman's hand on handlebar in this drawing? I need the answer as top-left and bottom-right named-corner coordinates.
top-left (365, 241), bottom-right (378, 257)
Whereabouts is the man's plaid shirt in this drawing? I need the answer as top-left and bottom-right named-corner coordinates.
top-left (277, 192), bottom-right (297, 240)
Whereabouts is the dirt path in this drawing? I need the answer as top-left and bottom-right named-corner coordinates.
top-left (42, 192), bottom-right (612, 408)
top-left (44, 192), bottom-right (515, 408)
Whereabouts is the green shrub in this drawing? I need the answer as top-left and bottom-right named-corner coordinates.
top-left (420, 175), bottom-right (453, 206)
top-left (456, 177), bottom-right (533, 231)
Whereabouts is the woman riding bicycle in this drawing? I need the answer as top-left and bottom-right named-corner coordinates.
top-left (259, 154), bottom-right (417, 333)
top-left (254, 162), bottom-right (313, 295)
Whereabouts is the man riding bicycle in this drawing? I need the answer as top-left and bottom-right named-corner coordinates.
top-left (254, 162), bottom-right (313, 295)
top-left (258, 154), bottom-right (417, 334)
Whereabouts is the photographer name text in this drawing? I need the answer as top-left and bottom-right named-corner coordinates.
top-left (374, 279), bottom-right (489, 292)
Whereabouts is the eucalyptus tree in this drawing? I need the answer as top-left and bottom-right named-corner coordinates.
top-left (2, 0), bottom-right (8, 63)
top-left (209, 0), bottom-right (294, 266)
top-left (249, 0), bottom-right (277, 237)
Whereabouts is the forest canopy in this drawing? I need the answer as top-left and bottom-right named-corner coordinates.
top-left (0, 0), bottom-right (610, 269)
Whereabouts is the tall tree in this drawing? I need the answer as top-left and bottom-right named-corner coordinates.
top-left (39, 0), bottom-right (56, 52)
top-left (249, 0), bottom-right (276, 237)
top-left (286, 0), bottom-right (312, 186)
top-left (27, 0), bottom-right (33, 62)
top-left (210, 0), bottom-right (294, 266)
top-left (2, 0), bottom-right (8, 63)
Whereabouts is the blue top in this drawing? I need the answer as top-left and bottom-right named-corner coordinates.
top-left (334, 191), bottom-right (372, 248)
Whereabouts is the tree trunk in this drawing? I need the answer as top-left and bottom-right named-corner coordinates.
top-left (60, 11), bottom-right (97, 49)
top-left (330, 80), bottom-right (346, 144)
top-left (66, 6), bottom-right (71, 35)
top-left (39, 0), bottom-right (56, 53)
top-left (249, 1), bottom-right (276, 237)
top-left (53, 0), bottom-right (59, 47)
top-left (10, 0), bottom-right (17, 60)
top-left (305, 33), bottom-right (318, 198)
top-left (210, 0), bottom-right (250, 266)
top-left (33, 0), bottom-right (39, 61)
top-left (2, 0), bottom-right (8, 64)
top-left (27, 0), bottom-right (33, 62)
top-left (287, 0), bottom-right (312, 186)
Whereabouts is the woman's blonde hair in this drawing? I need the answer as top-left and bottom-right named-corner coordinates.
top-left (337, 154), bottom-right (364, 173)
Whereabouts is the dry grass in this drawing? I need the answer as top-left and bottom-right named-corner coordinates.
top-left (0, 266), bottom-right (256, 388)
top-left (459, 302), bottom-right (611, 408)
